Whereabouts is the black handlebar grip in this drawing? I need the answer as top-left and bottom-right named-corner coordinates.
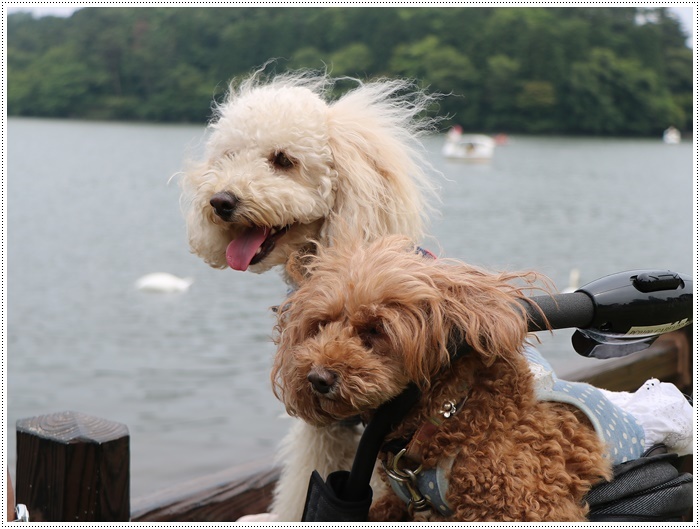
top-left (523, 292), bottom-right (595, 332)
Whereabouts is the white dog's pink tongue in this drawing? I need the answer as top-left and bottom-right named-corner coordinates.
top-left (226, 226), bottom-right (270, 271)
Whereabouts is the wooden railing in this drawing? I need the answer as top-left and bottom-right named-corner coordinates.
top-left (14, 412), bottom-right (130, 522)
top-left (12, 328), bottom-right (692, 522)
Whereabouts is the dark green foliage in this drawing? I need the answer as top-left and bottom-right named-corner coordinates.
top-left (7, 6), bottom-right (691, 134)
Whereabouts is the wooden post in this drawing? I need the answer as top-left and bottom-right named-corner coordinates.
top-left (15, 411), bottom-right (130, 522)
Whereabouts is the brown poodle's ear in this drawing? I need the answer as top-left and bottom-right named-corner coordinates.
top-left (383, 296), bottom-right (453, 389)
top-left (427, 263), bottom-right (535, 366)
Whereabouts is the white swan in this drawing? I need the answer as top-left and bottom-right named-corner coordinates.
top-left (135, 273), bottom-right (193, 293)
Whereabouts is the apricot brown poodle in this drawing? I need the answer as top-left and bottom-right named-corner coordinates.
top-left (271, 236), bottom-right (632, 522)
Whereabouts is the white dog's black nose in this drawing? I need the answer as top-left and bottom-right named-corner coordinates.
top-left (210, 191), bottom-right (239, 220)
top-left (308, 367), bottom-right (337, 394)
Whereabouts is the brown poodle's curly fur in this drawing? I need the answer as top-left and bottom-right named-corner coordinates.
top-left (272, 236), bottom-right (613, 522)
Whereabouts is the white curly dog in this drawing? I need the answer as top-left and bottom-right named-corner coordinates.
top-left (181, 68), bottom-right (439, 521)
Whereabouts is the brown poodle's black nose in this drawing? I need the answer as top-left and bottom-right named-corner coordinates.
top-left (308, 367), bottom-right (338, 394)
top-left (210, 191), bottom-right (239, 220)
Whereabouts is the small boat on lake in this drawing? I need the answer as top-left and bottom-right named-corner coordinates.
top-left (662, 126), bottom-right (681, 144)
top-left (442, 126), bottom-right (495, 161)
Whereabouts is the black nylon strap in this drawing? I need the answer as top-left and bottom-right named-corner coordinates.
top-left (302, 470), bottom-right (373, 522)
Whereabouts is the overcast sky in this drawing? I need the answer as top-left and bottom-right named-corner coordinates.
top-left (4, 4), bottom-right (695, 47)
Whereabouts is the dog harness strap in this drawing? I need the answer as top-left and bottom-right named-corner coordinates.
top-left (402, 386), bottom-right (469, 463)
top-left (382, 384), bottom-right (468, 517)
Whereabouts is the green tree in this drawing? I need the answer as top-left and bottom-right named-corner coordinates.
top-left (482, 54), bottom-right (520, 130)
top-left (565, 48), bottom-right (678, 135)
top-left (289, 46), bottom-right (326, 70)
top-left (6, 6), bottom-right (693, 133)
top-left (330, 43), bottom-right (374, 76)
top-left (141, 64), bottom-right (214, 122)
top-left (515, 81), bottom-right (557, 132)
top-left (391, 35), bottom-right (479, 125)
top-left (8, 45), bottom-right (102, 117)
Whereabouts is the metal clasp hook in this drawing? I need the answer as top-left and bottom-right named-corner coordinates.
top-left (384, 448), bottom-right (430, 513)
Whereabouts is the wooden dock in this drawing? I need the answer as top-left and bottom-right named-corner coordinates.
top-left (12, 328), bottom-right (693, 522)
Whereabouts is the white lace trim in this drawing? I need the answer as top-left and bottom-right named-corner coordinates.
top-left (599, 379), bottom-right (693, 456)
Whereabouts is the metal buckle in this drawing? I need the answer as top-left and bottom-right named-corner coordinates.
top-left (384, 448), bottom-right (430, 513)
top-left (12, 504), bottom-right (29, 522)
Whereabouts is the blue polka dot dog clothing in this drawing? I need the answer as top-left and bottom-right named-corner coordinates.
top-left (523, 345), bottom-right (646, 465)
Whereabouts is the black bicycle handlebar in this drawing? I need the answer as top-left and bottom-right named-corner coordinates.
top-left (533, 270), bottom-right (692, 358)
top-left (524, 292), bottom-right (595, 332)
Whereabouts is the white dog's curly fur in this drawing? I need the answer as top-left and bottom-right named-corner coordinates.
top-left (181, 68), bottom-right (440, 521)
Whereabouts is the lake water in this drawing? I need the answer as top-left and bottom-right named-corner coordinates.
top-left (5, 118), bottom-right (694, 498)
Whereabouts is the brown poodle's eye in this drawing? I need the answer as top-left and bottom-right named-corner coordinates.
top-left (271, 151), bottom-right (295, 170)
top-left (307, 319), bottom-right (329, 338)
top-left (359, 325), bottom-right (383, 349)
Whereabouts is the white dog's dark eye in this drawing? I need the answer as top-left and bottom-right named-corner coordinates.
top-left (272, 151), bottom-right (294, 170)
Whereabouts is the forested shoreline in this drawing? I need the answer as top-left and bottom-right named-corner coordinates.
top-left (7, 7), bottom-right (693, 135)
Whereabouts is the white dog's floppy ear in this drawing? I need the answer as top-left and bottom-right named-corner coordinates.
top-left (325, 80), bottom-right (439, 244)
